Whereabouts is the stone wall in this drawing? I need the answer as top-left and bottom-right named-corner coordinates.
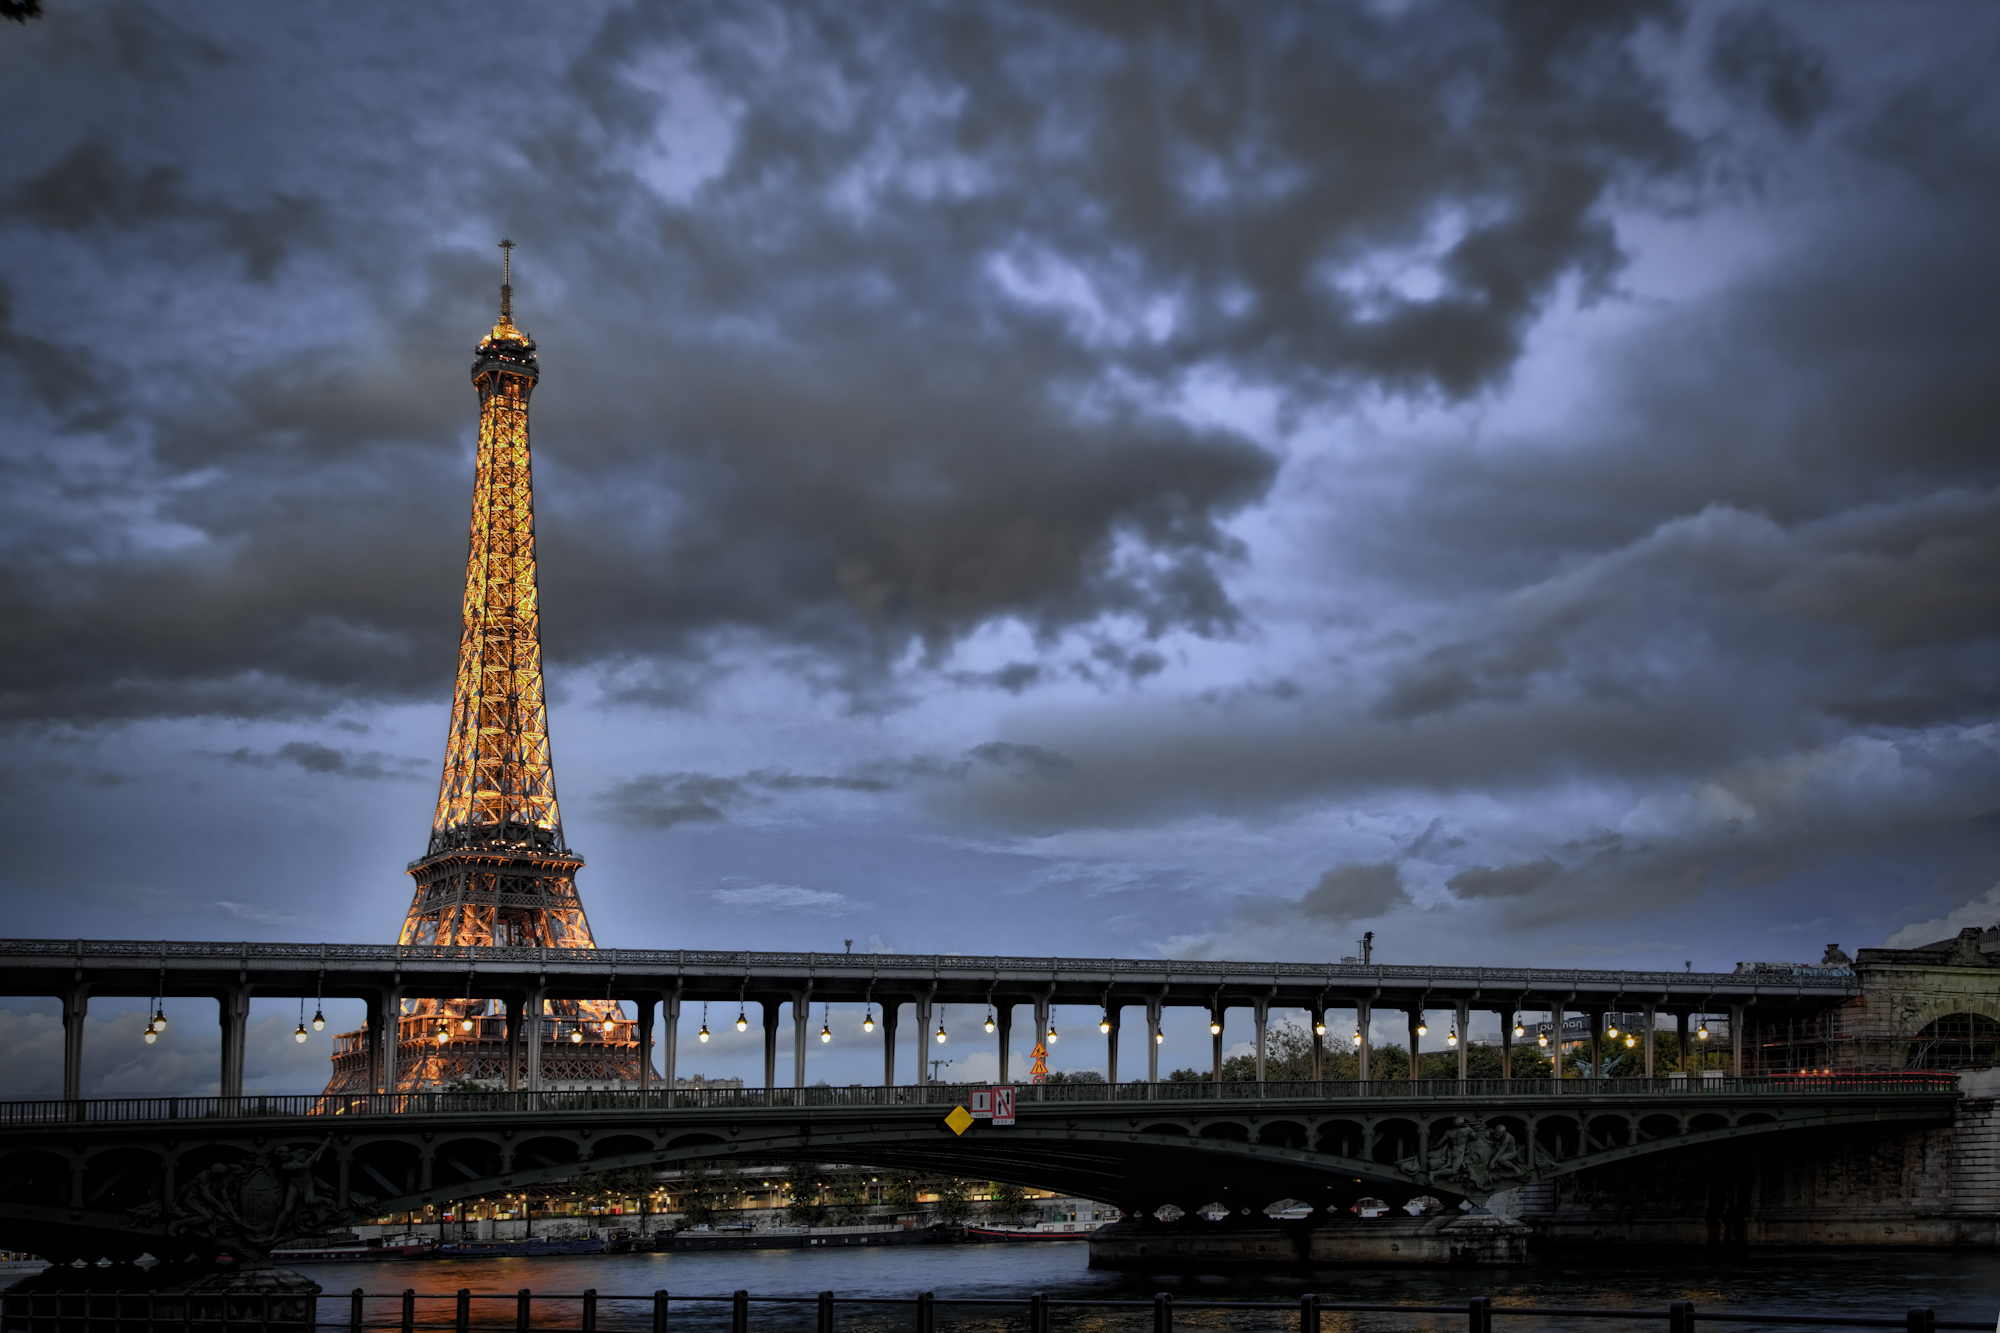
top-left (1497, 1069), bottom-right (2000, 1248)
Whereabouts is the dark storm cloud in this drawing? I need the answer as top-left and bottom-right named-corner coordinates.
top-left (1299, 862), bottom-right (1409, 924)
top-left (211, 741), bottom-right (424, 781)
top-left (0, 0), bottom-right (1690, 723)
top-left (1706, 10), bottom-right (1831, 132)
top-left (1447, 858), bottom-right (1563, 900)
top-left (604, 767), bottom-right (895, 828)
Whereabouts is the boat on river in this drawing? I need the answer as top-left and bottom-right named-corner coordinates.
top-left (268, 1236), bottom-right (435, 1262)
top-left (434, 1237), bottom-right (606, 1258)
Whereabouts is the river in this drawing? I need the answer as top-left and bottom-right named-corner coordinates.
top-left (288, 1242), bottom-right (1999, 1332)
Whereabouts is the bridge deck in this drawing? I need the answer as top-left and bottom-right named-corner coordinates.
top-left (0, 1074), bottom-right (1957, 1126)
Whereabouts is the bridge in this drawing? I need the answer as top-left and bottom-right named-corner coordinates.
top-left (2, 938), bottom-right (1857, 1100)
top-left (0, 1075), bottom-right (1958, 1263)
top-left (9, 935), bottom-right (1984, 1263)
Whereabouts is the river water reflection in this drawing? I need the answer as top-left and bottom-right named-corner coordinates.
top-left (291, 1243), bottom-right (1999, 1333)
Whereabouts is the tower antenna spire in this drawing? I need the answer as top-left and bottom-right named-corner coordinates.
top-left (498, 238), bottom-right (515, 319)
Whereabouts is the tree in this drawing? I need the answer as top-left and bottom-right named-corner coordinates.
top-left (884, 1171), bottom-right (920, 1209)
top-left (676, 1160), bottom-right (742, 1227)
top-left (784, 1163), bottom-right (830, 1225)
top-left (933, 1176), bottom-right (972, 1223)
top-left (1045, 1069), bottom-right (1105, 1084)
top-left (988, 1180), bottom-right (1030, 1223)
top-left (600, 1167), bottom-right (658, 1225)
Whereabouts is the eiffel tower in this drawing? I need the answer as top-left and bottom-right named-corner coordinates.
top-left (326, 242), bottom-right (647, 1093)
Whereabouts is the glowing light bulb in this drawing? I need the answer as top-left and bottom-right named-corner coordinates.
top-left (735, 1011), bottom-right (748, 1033)
top-left (863, 1011), bottom-right (876, 1033)
top-left (1607, 1023), bottom-right (1620, 1039)
top-left (820, 1023), bottom-right (831, 1044)
top-left (312, 1010), bottom-right (325, 1032)
top-left (1099, 1015), bottom-right (1112, 1035)
top-left (1155, 1031), bottom-right (1164, 1045)
top-left (1513, 1020), bottom-right (1525, 1039)
top-left (935, 1023), bottom-right (947, 1044)
top-left (984, 1013), bottom-right (996, 1034)
top-left (1046, 1024), bottom-right (1058, 1043)
top-left (1209, 1019), bottom-right (1222, 1036)
top-left (143, 1029), bottom-right (157, 1045)
top-left (1624, 1035), bottom-right (1636, 1049)
top-left (1697, 1024), bottom-right (1709, 1041)
top-left (570, 1026), bottom-right (584, 1044)
top-left (152, 1009), bottom-right (167, 1032)
top-left (462, 1015), bottom-right (476, 1032)
top-left (1537, 1033), bottom-right (1549, 1048)
top-left (1313, 1020), bottom-right (1326, 1037)
top-left (1351, 1030), bottom-right (1361, 1045)
top-left (698, 1024), bottom-right (710, 1043)
top-left (294, 1023), bottom-right (308, 1044)
top-left (602, 1016), bottom-right (616, 1035)
top-left (1416, 1021), bottom-right (1428, 1037)
top-left (1447, 1029), bottom-right (1458, 1048)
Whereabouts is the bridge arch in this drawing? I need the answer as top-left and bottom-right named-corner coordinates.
top-left (1907, 1011), bottom-right (2000, 1068)
top-left (1897, 995), bottom-right (2000, 1045)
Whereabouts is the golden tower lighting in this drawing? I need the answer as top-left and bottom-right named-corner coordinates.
top-left (323, 241), bottom-right (640, 1094)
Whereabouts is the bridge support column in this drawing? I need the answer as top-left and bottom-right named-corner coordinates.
top-left (1677, 1010), bottom-right (1691, 1073)
top-left (1456, 1001), bottom-right (1470, 1082)
top-left (523, 987), bottom-right (544, 1095)
top-left (1731, 1003), bottom-right (1745, 1076)
top-left (1035, 997), bottom-right (1051, 1099)
top-left (1587, 1010), bottom-right (1602, 1080)
top-left (915, 991), bottom-right (934, 1088)
top-left (1106, 1003), bottom-right (1120, 1086)
top-left (996, 1002), bottom-right (1011, 1084)
top-left (365, 994), bottom-right (384, 1092)
top-left (1642, 1002), bottom-right (1656, 1077)
top-left (883, 1001), bottom-right (899, 1086)
top-left (1500, 1004), bottom-right (1514, 1080)
top-left (60, 985), bottom-right (88, 1104)
top-left (793, 991), bottom-right (810, 1091)
top-left (1408, 1009), bottom-right (1421, 1083)
top-left (219, 984), bottom-right (250, 1099)
top-left (1356, 1000), bottom-right (1371, 1081)
top-left (1146, 997), bottom-right (1161, 1085)
top-left (1550, 1001), bottom-right (1564, 1091)
top-left (504, 997), bottom-right (523, 1092)
top-left (1210, 1005), bottom-right (1224, 1085)
top-left (1310, 1004), bottom-right (1324, 1082)
top-left (662, 990), bottom-right (680, 1092)
top-left (762, 1001), bottom-right (780, 1091)
top-left (637, 1000), bottom-right (653, 1093)
top-left (1253, 997), bottom-right (1269, 1089)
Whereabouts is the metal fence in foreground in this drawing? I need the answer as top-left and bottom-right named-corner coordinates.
top-left (12, 1287), bottom-right (1985, 1333)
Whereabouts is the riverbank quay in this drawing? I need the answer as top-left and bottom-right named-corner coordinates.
top-left (14, 1246), bottom-right (1995, 1333)
top-left (8, 1276), bottom-right (1989, 1333)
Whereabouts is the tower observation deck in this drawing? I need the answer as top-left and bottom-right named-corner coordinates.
top-left (325, 243), bottom-right (648, 1093)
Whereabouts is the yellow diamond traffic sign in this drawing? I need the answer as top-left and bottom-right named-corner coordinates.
top-left (944, 1105), bottom-right (975, 1136)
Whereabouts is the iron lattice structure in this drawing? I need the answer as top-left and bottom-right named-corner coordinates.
top-left (327, 244), bottom-right (644, 1093)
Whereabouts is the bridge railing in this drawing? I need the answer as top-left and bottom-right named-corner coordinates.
top-left (0, 1073), bottom-right (1960, 1126)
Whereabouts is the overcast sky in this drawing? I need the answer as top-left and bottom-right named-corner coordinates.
top-left (2, 1), bottom-right (1997, 1093)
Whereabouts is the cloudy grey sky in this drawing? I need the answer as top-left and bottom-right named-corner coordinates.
top-left (2, 1), bottom-right (1997, 1092)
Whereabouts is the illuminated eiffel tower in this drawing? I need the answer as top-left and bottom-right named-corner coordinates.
top-left (326, 242), bottom-right (645, 1093)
